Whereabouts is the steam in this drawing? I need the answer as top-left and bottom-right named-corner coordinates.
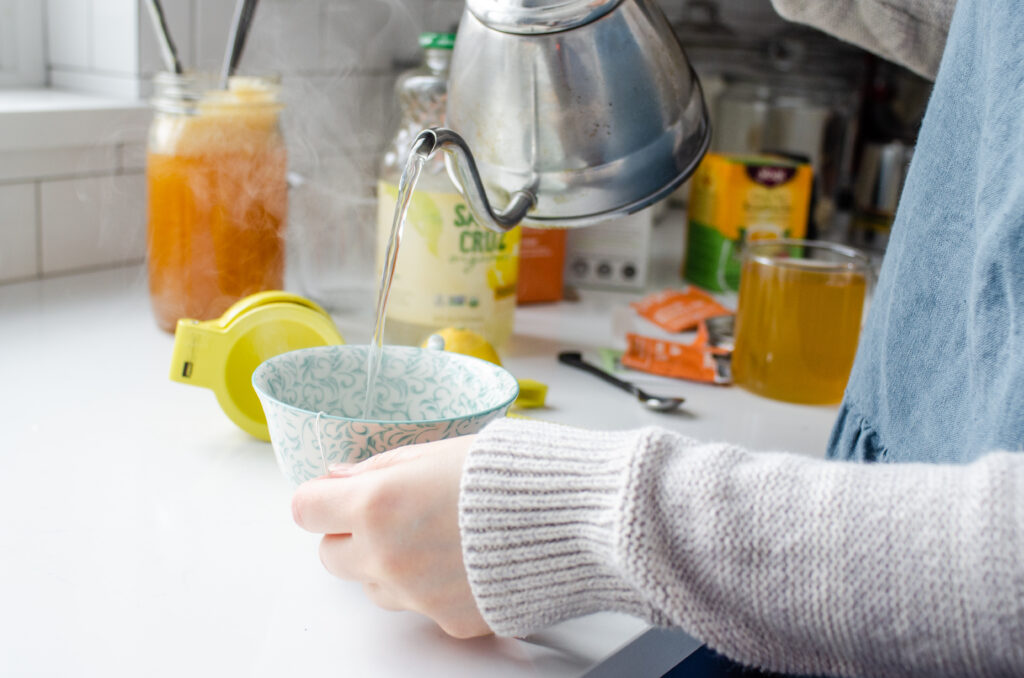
top-left (231, 0), bottom-right (463, 336)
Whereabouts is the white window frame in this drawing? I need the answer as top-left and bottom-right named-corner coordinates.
top-left (0, 0), bottom-right (45, 88)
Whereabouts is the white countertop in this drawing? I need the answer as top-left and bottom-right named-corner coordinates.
top-left (0, 229), bottom-right (838, 676)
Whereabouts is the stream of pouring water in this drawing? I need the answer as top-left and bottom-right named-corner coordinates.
top-left (362, 139), bottom-right (431, 419)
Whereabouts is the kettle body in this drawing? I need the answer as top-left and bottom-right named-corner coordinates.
top-left (438, 0), bottom-right (710, 229)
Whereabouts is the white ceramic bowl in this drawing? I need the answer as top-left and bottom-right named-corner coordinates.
top-left (252, 344), bottom-right (519, 486)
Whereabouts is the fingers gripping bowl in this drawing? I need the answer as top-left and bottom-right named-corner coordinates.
top-left (252, 345), bottom-right (519, 486)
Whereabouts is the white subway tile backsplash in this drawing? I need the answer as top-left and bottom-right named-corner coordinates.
top-left (322, 0), bottom-right (419, 72)
top-left (40, 173), bottom-right (146, 274)
top-left (118, 142), bottom-right (148, 173)
top-left (90, 0), bottom-right (139, 74)
top-left (244, 0), bottom-right (322, 74)
top-left (0, 183), bottom-right (39, 282)
top-left (47, 0), bottom-right (92, 69)
top-left (0, 145), bottom-right (119, 183)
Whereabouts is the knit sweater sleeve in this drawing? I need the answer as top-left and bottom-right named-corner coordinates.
top-left (769, 0), bottom-right (956, 80)
top-left (459, 418), bottom-right (1024, 678)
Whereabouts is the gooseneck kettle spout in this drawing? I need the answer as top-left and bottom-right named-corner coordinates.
top-left (413, 128), bottom-right (537, 233)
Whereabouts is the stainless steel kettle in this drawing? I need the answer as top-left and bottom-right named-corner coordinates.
top-left (413, 0), bottom-right (711, 231)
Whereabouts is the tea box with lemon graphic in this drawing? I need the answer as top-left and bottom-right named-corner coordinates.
top-left (377, 182), bottom-right (520, 349)
top-left (683, 152), bottom-right (812, 291)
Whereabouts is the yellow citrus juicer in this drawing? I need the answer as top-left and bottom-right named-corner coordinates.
top-left (169, 291), bottom-right (344, 441)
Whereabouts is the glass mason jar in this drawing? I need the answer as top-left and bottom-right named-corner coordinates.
top-left (147, 73), bottom-right (288, 333)
top-left (377, 33), bottom-right (520, 350)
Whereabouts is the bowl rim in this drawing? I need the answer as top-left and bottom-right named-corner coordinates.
top-left (251, 344), bottom-right (520, 425)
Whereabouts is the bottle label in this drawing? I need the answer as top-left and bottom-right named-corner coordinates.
top-left (377, 181), bottom-right (521, 330)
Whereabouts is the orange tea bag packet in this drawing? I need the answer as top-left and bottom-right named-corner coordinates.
top-left (630, 287), bottom-right (731, 333)
top-left (621, 322), bottom-right (731, 384)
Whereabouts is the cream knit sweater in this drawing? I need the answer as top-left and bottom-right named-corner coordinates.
top-left (460, 420), bottom-right (1024, 677)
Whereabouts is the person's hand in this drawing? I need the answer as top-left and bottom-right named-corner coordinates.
top-left (291, 435), bottom-right (491, 639)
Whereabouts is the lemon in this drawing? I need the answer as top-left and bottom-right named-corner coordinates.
top-left (424, 327), bottom-right (550, 409)
top-left (423, 327), bottom-right (502, 365)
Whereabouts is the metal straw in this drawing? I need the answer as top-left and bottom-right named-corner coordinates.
top-left (220, 0), bottom-right (260, 88)
top-left (144, 0), bottom-right (183, 74)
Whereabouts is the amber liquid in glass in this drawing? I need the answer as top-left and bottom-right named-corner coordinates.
top-left (732, 258), bottom-right (866, 404)
top-left (147, 103), bottom-right (287, 333)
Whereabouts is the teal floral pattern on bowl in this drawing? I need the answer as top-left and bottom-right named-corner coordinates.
top-left (252, 345), bottom-right (519, 486)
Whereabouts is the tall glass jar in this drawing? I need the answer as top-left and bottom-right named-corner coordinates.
top-left (377, 33), bottom-right (520, 350)
top-left (147, 73), bottom-right (288, 333)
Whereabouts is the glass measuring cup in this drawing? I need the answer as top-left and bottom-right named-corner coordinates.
top-left (732, 239), bottom-right (871, 404)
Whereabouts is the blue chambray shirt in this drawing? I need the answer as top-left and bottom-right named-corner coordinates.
top-left (828, 0), bottom-right (1024, 464)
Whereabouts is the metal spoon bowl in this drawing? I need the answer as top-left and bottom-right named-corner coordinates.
top-left (557, 351), bottom-right (685, 413)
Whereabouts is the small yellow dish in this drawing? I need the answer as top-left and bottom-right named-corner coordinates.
top-left (169, 291), bottom-right (344, 440)
top-left (512, 379), bottom-right (548, 409)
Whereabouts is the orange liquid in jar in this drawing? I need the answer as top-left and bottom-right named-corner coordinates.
top-left (732, 257), bottom-right (866, 404)
top-left (146, 93), bottom-right (287, 333)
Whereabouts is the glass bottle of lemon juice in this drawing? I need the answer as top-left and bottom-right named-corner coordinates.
top-left (377, 33), bottom-right (520, 350)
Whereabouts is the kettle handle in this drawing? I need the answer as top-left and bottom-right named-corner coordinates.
top-left (414, 127), bottom-right (536, 233)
